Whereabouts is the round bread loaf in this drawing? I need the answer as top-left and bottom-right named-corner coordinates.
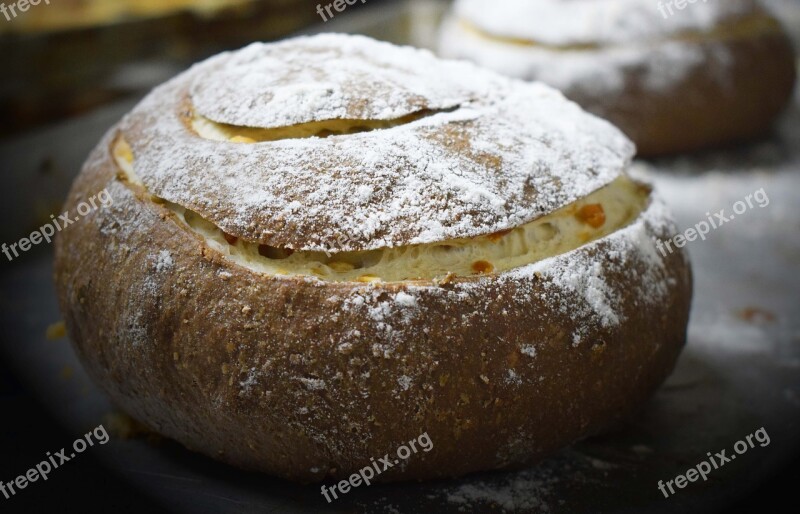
top-left (439, 0), bottom-right (797, 156)
top-left (54, 34), bottom-right (692, 482)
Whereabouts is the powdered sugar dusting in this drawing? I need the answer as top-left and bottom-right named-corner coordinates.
top-left (441, 188), bottom-right (680, 342)
top-left (239, 367), bottom-right (260, 394)
top-left (333, 187), bottom-right (678, 351)
top-left (342, 287), bottom-right (425, 358)
top-left (394, 291), bottom-right (418, 308)
top-left (122, 33), bottom-right (634, 253)
top-left (538, 259), bottom-right (622, 329)
top-left (445, 467), bottom-right (557, 512)
top-left (397, 375), bottom-right (413, 391)
top-left (299, 377), bottom-right (326, 391)
top-left (191, 36), bottom-right (475, 129)
top-left (453, 0), bottom-right (761, 46)
top-left (154, 250), bottom-right (174, 272)
top-left (440, 14), bottom-right (735, 95)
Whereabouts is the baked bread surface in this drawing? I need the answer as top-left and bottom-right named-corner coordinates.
top-left (439, 0), bottom-right (797, 156)
top-left (55, 34), bottom-right (692, 482)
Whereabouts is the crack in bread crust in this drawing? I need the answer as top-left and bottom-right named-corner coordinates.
top-left (117, 35), bottom-right (635, 253)
top-left (191, 108), bottom-right (459, 143)
top-left (113, 136), bottom-right (649, 283)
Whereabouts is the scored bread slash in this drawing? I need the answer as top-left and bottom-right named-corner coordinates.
top-left (121, 33), bottom-right (635, 253)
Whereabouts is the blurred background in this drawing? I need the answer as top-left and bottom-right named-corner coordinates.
top-left (0, 0), bottom-right (441, 137)
top-left (1, 1), bottom-right (799, 513)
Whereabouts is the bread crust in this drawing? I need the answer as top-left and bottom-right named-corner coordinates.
top-left (568, 28), bottom-right (797, 156)
top-left (439, 3), bottom-right (797, 156)
top-left (55, 35), bottom-right (692, 482)
top-left (54, 131), bottom-right (691, 482)
top-left (117, 35), bottom-right (636, 253)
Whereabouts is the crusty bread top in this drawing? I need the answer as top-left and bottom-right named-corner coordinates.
top-left (454, 0), bottom-right (770, 47)
top-left (117, 34), bottom-right (634, 253)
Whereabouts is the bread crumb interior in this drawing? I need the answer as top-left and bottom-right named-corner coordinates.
top-left (191, 109), bottom-right (453, 142)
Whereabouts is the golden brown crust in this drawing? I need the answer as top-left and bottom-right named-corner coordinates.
top-left (54, 128), bottom-right (692, 482)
